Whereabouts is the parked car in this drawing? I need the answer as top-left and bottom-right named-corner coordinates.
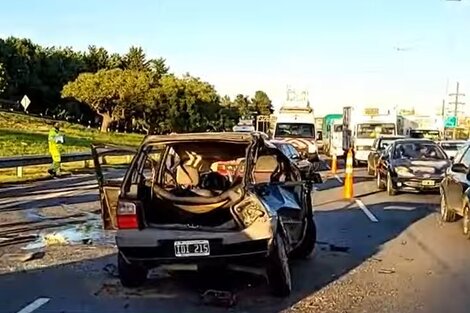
top-left (271, 140), bottom-right (313, 179)
top-left (439, 142), bottom-right (470, 238)
top-left (367, 135), bottom-right (406, 176)
top-left (91, 132), bottom-right (322, 297)
top-left (437, 140), bottom-right (466, 160)
top-left (376, 139), bottom-right (451, 195)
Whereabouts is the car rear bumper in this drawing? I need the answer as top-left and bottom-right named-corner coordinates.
top-left (120, 239), bottom-right (269, 264)
top-left (116, 221), bottom-right (273, 264)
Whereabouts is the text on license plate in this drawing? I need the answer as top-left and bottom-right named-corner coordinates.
top-left (422, 180), bottom-right (435, 186)
top-left (174, 240), bottom-right (210, 257)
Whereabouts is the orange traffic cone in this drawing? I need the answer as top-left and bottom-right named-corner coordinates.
top-left (331, 153), bottom-right (337, 174)
top-left (343, 149), bottom-right (354, 199)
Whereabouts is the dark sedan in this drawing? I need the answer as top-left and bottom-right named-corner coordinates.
top-left (439, 142), bottom-right (470, 239)
top-left (271, 140), bottom-right (313, 178)
top-left (376, 139), bottom-right (451, 195)
top-left (367, 135), bottom-right (406, 176)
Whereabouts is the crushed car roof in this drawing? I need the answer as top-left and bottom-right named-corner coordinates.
top-left (143, 131), bottom-right (268, 144)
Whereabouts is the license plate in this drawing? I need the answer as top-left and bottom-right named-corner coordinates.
top-left (422, 180), bottom-right (435, 186)
top-left (174, 240), bottom-right (210, 257)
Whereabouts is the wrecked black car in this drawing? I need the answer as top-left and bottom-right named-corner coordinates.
top-left (91, 132), bottom-right (321, 297)
top-left (376, 139), bottom-right (450, 195)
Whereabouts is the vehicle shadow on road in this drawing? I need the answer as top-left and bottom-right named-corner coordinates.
top-left (0, 198), bottom-right (434, 313)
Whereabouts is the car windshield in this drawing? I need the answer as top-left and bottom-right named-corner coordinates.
top-left (275, 123), bottom-right (315, 138)
top-left (357, 123), bottom-right (395, 138)
top-left (393, 142), bottom-right (446, 160)
top-left (440, 142), bottom-right (465, 151)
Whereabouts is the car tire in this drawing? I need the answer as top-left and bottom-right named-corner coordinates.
top-left (118, 252), bottom-right (148, 288)
top-left (266, 232), bottom-right (292, 297)
top-left (377, 172), bottom-right (385, 190)
top-left (290, 216), bottom-right (317, 259)
top-left (440, 194), bottom-right (457, 222)
top-left (463, 206), bottom-right (470, 240)
top-left (387, 173), bottom-right (397, 196)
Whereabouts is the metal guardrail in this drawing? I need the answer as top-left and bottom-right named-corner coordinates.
top-left (0, 152), bottom-right (92, 169)
top-left (0, 147), bottom-right (136, 177)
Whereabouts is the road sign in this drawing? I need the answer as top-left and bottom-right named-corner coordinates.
top-left (20, 95), bottom-right (31, 111)
top-left (444, 116), bottom-right (457, 128)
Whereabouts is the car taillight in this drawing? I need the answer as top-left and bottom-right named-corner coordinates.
top-left (117, 201), bottom-right (138, 229)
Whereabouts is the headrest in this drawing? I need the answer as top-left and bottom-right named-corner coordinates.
top-left (176, 164), bottom-right (199, 186)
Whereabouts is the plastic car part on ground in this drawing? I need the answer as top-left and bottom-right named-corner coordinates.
top-left (22, 219), bottom-right (115, 250)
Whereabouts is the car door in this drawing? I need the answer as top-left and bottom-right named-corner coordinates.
top-left (443, 144), bottom-right (470, 214)
top-left (91, 144), bottom-right (137, 230)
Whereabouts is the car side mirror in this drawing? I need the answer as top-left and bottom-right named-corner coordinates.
top-left (306, 171), bottom-right (323, 184)
top-left (451, 163), bottom-right (468, 174)
top-left (290, 154), bottom-right (300, 160)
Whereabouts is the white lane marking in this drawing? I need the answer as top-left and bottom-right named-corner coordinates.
top-left (355, 199), bottom-right (379, 222)
top-left (334, 175), bottom-right (343, 183)
top-left (384, 205), bottom-right (415, 211)
top-left (17, 298), bottom-right (50, 313)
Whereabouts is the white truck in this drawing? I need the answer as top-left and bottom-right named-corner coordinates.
top-left (343, 106), bottom-right (398, 164)
top-left (328, 118), bottom-right (344, 158)
top-left (272, 89), bottom-right (319, 161)
top-left (397, 115), bottom-right (443, 140)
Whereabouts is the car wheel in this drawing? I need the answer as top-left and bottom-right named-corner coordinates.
top-left (377, 171), bottom-right (385, 190)
top-left (463, 206), bottom-right (470, 239)
top-left (266, 232), bottom-right (292, 297)
top-left (440, 194), bottom-right (456, 222)
top-left (118, 252), bottom-right (148, 288)
top-left (387, 172), bottom-right (397, 196)
top-left (290, 216), bottom-right (317, 259)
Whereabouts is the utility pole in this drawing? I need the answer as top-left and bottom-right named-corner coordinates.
top-left (449, 82), bottom-right (465, 139)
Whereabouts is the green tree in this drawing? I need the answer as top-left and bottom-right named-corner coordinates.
top-left (0, 63), bottom-right (6, 94)
top-left (233, 94), bottom-right (253, 118)
top-left (123, 46), bottom-right (148, 71)
top-left (142, 74), bottom-right (219, 133)
top-left (62, 69), bottom-right (154, 132)
top-left (251, 90), bottom-right (273, 115)
top-left (148, 57), bottom-right (169, 80)
top-left (85, 45), bottom-right (110, 72)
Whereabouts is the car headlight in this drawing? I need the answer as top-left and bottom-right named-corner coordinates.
top-left (395, 166), bottom-right (414, 177)
top-left (233, 198), bottom-right (268, 228)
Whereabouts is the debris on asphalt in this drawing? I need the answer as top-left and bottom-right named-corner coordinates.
top-left (378, 268), bottom-right (395, 274)
top-left (103, 263), bottom-right (119, 277)
top-left (370, 257), bottom-right (383, 262)
top-left (201, 289), bottom-right (237, 307)
top-left (401, 240), bottom-right (407, 245)
top-left (22, 219), bottom-right (114, 250)
top-left (1, 251), bottom-right (45, 262)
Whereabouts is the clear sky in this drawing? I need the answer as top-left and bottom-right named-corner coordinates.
top-left (1, 0), bottom-right (470, 116)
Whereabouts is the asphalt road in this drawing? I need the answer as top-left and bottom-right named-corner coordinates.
top-left (0, 162), bottom-right (470, 313)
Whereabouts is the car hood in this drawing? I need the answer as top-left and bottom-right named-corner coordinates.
top-left (393, 159), bottom-right (450, 175)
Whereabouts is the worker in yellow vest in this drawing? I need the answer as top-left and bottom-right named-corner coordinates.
top-left (48, 123), bottom-right (64, 177)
